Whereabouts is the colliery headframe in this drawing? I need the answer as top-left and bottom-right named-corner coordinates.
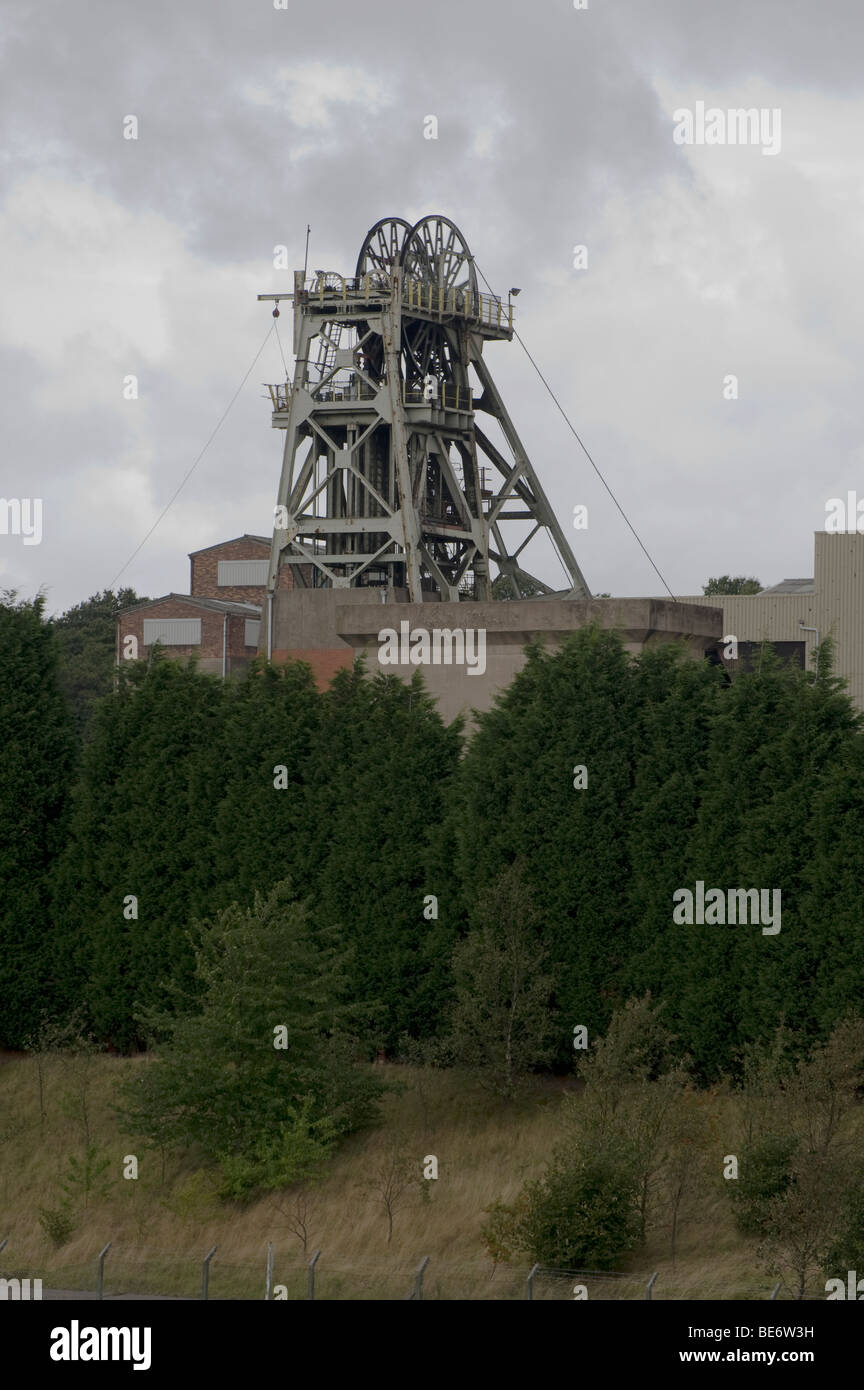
top-left (114, 214), bottom-right (724, 718)
top-left (257, 214), bottom-right (591, 606)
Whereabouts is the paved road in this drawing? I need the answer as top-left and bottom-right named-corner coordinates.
top-left (38, 1289), bottom-right (194, 1301)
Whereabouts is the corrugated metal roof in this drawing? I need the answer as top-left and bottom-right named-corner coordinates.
top-left (188, 534), bottom-right (270, 556)
top-left (760, 578), bottom-right (815, 594)
top-left (117, 593), bottom-right (262, 617)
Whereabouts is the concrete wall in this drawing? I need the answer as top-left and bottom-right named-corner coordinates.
top-left (330, 595), bottom-right (722, 724)
top-left (267, 587), bottom-right (402, 689)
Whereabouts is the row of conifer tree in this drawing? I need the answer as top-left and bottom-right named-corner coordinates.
top-left (3, 590), bottom-right (864, 1081)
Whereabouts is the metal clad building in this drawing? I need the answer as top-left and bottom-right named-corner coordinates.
top-left (676, 533), bottom-right (864, 711)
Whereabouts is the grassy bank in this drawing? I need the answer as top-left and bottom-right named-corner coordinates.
top-left (0, 1052), bottom-right (777, 1300)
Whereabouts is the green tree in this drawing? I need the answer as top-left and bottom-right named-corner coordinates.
top-left (309, 664), bottom-right (463, 1049)
top-left (729, 1133), bottom-right (799, 1237)
top-left (444, 863), bottom-right (556, 1099)
top-left (60, 1144), bottom-right (112, 1211)
top-left (626, 645), bottom-right (722, 1006)
top-left (486, 1135), bottom-right (643, 1269)
top-left (804, 728), bottom-right (864, 1032)
top-left (56, 656), bottom-right (230, 1047)
top-left (822, 1176), bottom-right (864, 1280)
top-left (569, 996), bottom-right (687, 1242)
top-left (451, 626), bottom-right (639, 1049)
top-left (731, 1019), bottom-right (864, 1292)
top-left (779, 1013), bottom-right (864, 1158)
top-left (670, 643), bottom-right (859, 1077)
top-left (216, 1101), bottom-right (339, 1201)
top-left (120, 880), bottom-right (383, 1197)
top-left (702, 575), bottom-right (762, 595)
top-left (0, 592), bottom-right (76, 1046)
top-left (663, 1088), bottom-right (716, 1265)
top-left (757, 1151), bottom-right (848, 1299)
top-left (51, 587), bottom-right (143, 737)
top-left (206, 656), bottom-right (322, 912)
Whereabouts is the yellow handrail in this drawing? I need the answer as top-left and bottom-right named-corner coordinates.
top-left (396, 279), bottom-right (512, 331)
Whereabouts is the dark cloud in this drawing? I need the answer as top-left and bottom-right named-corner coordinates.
top-left (1, 0), bottom-right (862, 607)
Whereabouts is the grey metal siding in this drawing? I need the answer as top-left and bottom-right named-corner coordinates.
top-left (217, 559), bottom-right (268, 586)
top-left (143, 618), bottom-right (202, 646)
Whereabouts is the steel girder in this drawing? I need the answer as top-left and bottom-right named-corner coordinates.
top-left (264, 215), bottom-right (590, 603)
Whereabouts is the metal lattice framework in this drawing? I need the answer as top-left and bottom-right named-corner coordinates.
top-left (259, 214), bottom-right (590, 601)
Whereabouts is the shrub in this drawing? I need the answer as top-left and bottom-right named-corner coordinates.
top-left (482, 1138), bottom-right (643, 1270)
top-left (822, 1172), bottom-right (864, 1277)
top-left (38, 1205), bottom-right (76, 1247)
top-left (729, 1134), bottom-right (799, 1236)
top-left (216, 1103), bottom-right (337, 1202)
top-left (60, 1144), bottom-right (112, 1210)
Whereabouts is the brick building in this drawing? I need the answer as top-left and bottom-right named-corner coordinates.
top-left (117, 534), bottom-right (283, 676)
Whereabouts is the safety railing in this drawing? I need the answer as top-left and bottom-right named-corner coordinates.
top-left (312, 380), bottom-right (378, 403)
top-left (267, 380), bottom-right (378, 410)
top-left (305, 272), bottom-right (389, 302)
top-left (403, 382), bottom-right (473, 411)
top-left (404, 279), bottom-right (512, 329)
top-left (268, 380), bottom-right (472, 410)
top-left (297, 273), bottom-right (513, 330)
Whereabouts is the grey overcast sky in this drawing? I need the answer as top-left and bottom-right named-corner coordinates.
top-left (2, 0), bottom-right (863, 611)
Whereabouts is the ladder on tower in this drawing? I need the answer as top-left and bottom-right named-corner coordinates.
top-left (316, 322), bottom-right (343, 379)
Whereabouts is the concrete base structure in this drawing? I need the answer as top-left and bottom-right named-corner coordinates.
top-left (265, 590), bottom-right (724, 723)
top-left (117, 529), bottom-right (864, 717)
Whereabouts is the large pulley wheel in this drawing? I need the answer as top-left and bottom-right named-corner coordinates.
top-left (400, 214), bottom-right (478, 297)
top-left (355, 216), bottom-right (414, 281)
top-left (354, 217), bottom-right (414, 382)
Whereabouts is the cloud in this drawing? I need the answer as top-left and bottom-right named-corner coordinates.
top-left (241, 63), bottom-right (392, 128)
top-left (1, 0), bottom-right (862, 609)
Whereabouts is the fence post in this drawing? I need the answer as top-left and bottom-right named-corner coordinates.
top-left (413, 1256), bottom-right (429, 1301)
top-left (265, 1242), bottom-right (274, 1301)
top-left (96, 1242), bottom-right (112, 1301)
top-left (201, 1246), bottom-right (217, 1301)
top-left (644, 1272), bottom-right (658, 1301)
top-left (307, 1249), bottom-right (321, 1301)
top-left (526, 1263), bottom-right (540, 1301)
top-left (769, 1282), bottom-right (781, 1300)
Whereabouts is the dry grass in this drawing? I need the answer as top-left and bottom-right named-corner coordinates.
top-left (0, 1053), bottom-right (770, 1299)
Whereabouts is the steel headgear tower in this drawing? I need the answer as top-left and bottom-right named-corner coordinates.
top-left (259, 215), bottom-right (590, 604)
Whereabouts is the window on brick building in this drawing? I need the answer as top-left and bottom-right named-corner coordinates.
top-left (217, 560), bottom-right (268, 586)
